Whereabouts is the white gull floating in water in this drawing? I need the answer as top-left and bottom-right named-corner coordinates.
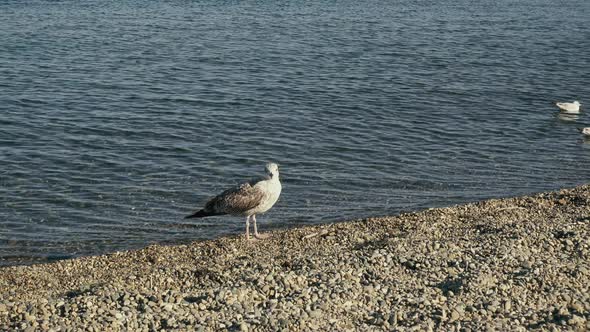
top-left (185, 163), bottom-right (282, 240)
top-left (578, 127), bottom-right (590, 137)
top-left (556, 100), bottom-right (581, 114)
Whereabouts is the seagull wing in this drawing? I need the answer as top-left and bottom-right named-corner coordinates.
top-left (205, 182), bottom-right (266, 215)
top-left (556, 102), bottom-right (568, 109)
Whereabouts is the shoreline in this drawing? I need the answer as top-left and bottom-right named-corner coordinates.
top-left (1, 185), bottom-right (589, 330)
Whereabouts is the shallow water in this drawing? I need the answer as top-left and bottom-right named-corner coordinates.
top-left (1, 0), bottom-right (589, 265)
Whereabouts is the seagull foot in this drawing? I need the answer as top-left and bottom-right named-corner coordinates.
top-left (254, 233), bottom-right (270, 240)
top-left (246, 237), bottom-right (260, 243)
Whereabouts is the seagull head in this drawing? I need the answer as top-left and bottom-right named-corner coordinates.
top-left (265, 162), bottom-right (279, 179)
top-left (574, 101), bottom-right (581, 106)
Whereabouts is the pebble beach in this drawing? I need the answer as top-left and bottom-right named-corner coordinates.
top-left (1, 185), bottom-right (589, 331)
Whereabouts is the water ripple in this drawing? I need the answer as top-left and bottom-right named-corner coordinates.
top-left (1, 0), bottom-right (589, 265)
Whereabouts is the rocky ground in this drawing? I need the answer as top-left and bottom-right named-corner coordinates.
top-left (1, 185), bottom-right (590, 331)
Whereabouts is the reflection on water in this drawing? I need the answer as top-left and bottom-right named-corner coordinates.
top-left (557, 113), bottom-right (580, 122)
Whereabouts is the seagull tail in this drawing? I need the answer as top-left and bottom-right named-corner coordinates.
top-left (184, 209), bottom-right (213, 219)
top-left (577, 127), bottom-right (584, 133)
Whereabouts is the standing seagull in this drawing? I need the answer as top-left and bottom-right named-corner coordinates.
top-left (185, 163), bottom-right (282, 240)
top-left (556, 100), bottom-right (581, 114)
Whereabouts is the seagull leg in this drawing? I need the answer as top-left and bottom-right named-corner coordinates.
top-left (253, 215), bottom-right (270, 239)
top-left (252, 214), bottom-right (257, 236)
top-left (245, 215), bottom-right (251, 241)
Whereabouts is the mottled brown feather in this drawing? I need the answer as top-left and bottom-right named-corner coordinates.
top-left (204, 182), bottom-right (266, 215)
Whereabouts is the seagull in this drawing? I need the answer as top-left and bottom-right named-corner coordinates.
top-left (556, 101), bottom-right (581, 114)
top-left (185, 163), bottom-right (282, 240)
top-left (578, 127), bottom-right (590, 137)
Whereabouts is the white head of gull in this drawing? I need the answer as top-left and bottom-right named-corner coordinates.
top-left (185, 163), bottom-right (282, 240)
top-left (556, 100), bottom-right (581, 114)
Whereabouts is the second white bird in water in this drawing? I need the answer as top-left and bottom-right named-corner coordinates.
top-left (556, 100), bottom-right (581, 114)
top-left (578, 127), bottom-right (590, 137)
